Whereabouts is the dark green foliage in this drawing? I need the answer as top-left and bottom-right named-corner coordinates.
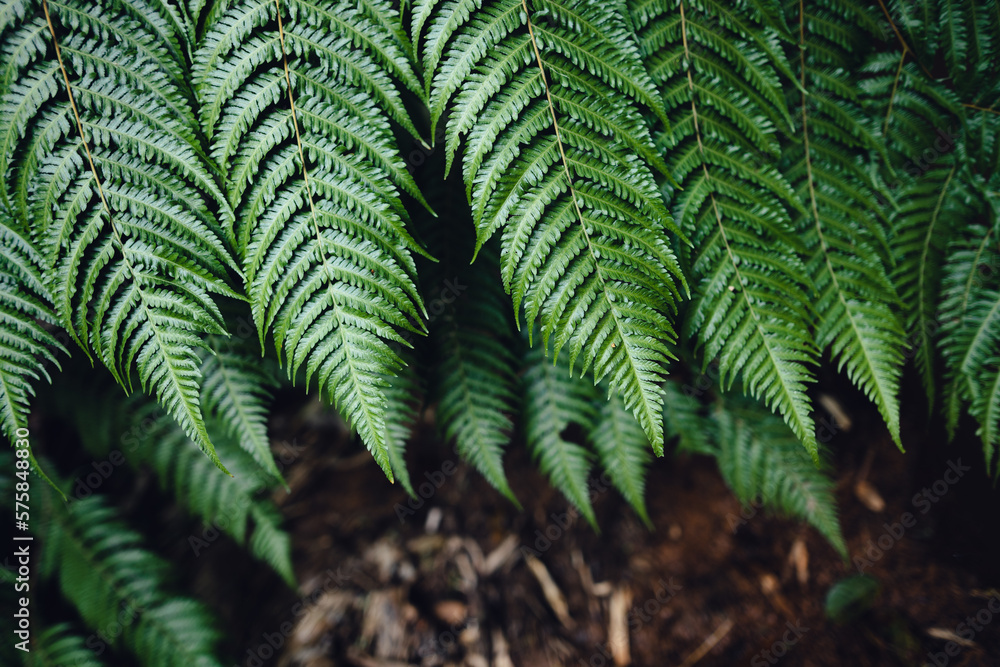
top-left (825, 574), bottom-right (880, 623)
top-left (421, 235), bottom-right (520, 503)
top-left (521, 344), bottom-right (601, 526)
top-left (36, 487), bottom-right (226, 667)
top-left (24, 623), bottom-right (109, 667)
top-left (634, 0), bottom-right (820, 458)
top-left (2, 6), bottom-right (1000, 658)
top-left (417, 0), bottom-right (685, 448)
top-left (667, 381), bottom-right (847, 557)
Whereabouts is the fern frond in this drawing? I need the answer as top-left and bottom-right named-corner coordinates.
top-left (0, 213), bottom-right (66, 443)
top-left (430, 247), bottom-right (519, 504)
top-left (248, 502), bottom-right (296, 587)
top-left (196, 0), bottom-right (431, 479)
top-left (383, 355), bottom-right (421, 496)
top-left (938, 0), bottom-right (995, 86)
top-left (661, 377), bottom-right (713, 456)
top-left (588, 394), bottom-right (652, 526)
top-left (690, 390), bottom-right (846, 556)
top-left (939, 222), bottom-right (1000, 472)
top-left (2, 0), bottom-right (242, 472)
top-left (888, 164), bottom-right (971, 406)
top-left (25, 623), bottom-right (109, 667)
top-left (139, 408), bottom-right (295, 584)
top-left (200, 335), bottom-right (282, 480)
top-left (37, 488), bottom-right (226, 667)
top-left (714, 399), bottom-right (846, 557)
top-left (419, 0), bottom-right (684, 448)
top-left (522, 344), bottom-right (599, 527)
top-left (635, 0), bottom-right (821, 458)
top-left (787, 2), bottom-right (907, 449)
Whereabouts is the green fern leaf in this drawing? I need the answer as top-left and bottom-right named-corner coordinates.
top-left (25, 623), bottom-right (109, 667)
top-left (142, 409), bottom-right (295, 583)
top-left (196, 0), bottom-right (431, 479)
top-left (712, 394), bottom-right (846, 557)
top-left (37, 489), bottom-right (226, 667)
top-left (786, 2), bottom-right (907, 449)
top-left (661, 377), bottom-right (713, 456)
top-left (0, 213), bottom-right (66, 442)
top-left (888, 165), bottom-right (968, 407)
top-left (420, 0), bottom-right (684, 449)
top-left (939, 222), bottom-right (1000, 471)
top-left (635, 0), bottom-right (821, 458)
top-left (248, 502), bottom-right (296, 587)
top-left (860, 54), bottom-right (967, 408)
top-left (200, 335), bottom-right (282, 480)
top-left (383, 355), bottom-right (422, 496)
top-left (2, 0), bottom-right (241, 472)
top-left (588, 394), bottom-right (652, 526)
top-left (430, 248), bottom-right (519, 504)
top-left (522, 344), bottom-right (599, 527)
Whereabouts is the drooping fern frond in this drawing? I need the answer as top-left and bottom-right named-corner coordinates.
top-left (134, 405), bottom-right (295, 585)
top-left (418, 0), bottom-right (685, 448)
top-left (521, 344), bottom-right (599, 527)
top-left (713, 397), bottom-right (846, 557)
top-left (937, 0), bottom-right (997, 92)
top-left (938, 221), bottom-right (1000, 474)
top-left (0, 212), bottom-right (66, 445)
top-left (37, 488), bottom-right (226, 667)
top-left (634, 0), bottom-right (821, 459)
top-left (382, 354), bottom-right (421, 496)
top-left (663, 379), bottom-right (846, 556)
top-left (25, 623), bottom-right (109, 667)
top-left (429, 246), bottom-right (519, 504)
top-left (662, 376), bottom-right (713, 455)
top-left (2, 0), bottom-right (241, 472)
top-left (784, 0), bottom-right (907, 449)
top-left (588, 393), bottom-right (652, 527)
top-left (52, 373), bottom-right (296, 584)
top-left (195, 0), bottom-right (430, 479)
top-left (200, 334), bottom-right (282, 480)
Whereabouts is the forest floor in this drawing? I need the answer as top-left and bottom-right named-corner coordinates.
top-left (189, 378), bottom-right (1000, 667)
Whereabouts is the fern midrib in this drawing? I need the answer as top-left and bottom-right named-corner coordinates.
top-left (915, 165), bottom-right (957, 393)
top-left (796, 1), bottom-right (897, 440)
top-left (273, 0), bottom-right (391, 477)
top-left (679, 1), bottom-right (813, 450)
top-left (42, 0), bottom-right (226, 474)
top-left (957, 227), bottom-right (995, 316)
top-left (520, 0), bottom-right (659, 437)
top-left (881, 51), bottom-right (906, 137)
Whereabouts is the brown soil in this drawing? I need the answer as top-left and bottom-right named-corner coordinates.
top-left (192, 385), bottom-right (1000, 667)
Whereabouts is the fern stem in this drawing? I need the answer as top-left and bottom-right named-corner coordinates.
top-left (962, 103), bottom-right (1000, 116)
top-left (883, 50), bottom-right (906, 138)
top-left (873, 0), bottom-right (933, 79)
top-left (41, 0), bottom-right (115, 243)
